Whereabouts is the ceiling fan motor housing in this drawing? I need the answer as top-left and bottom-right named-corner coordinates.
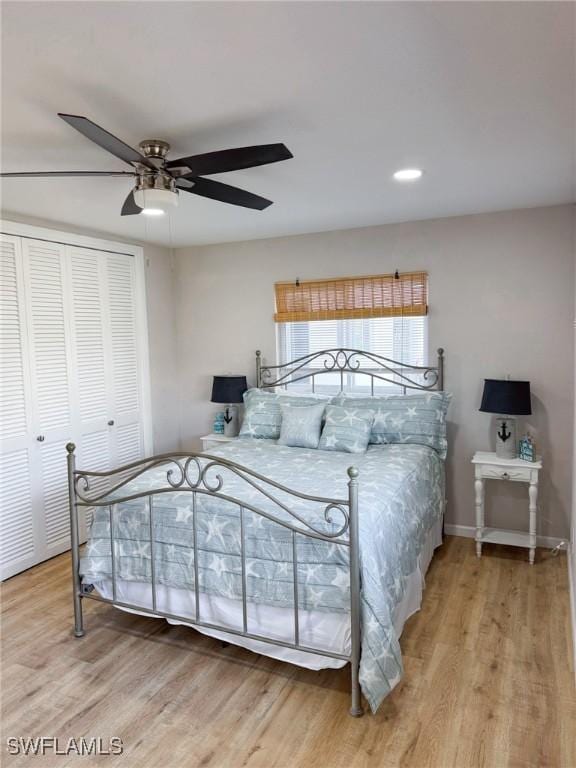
top-left (139, 139), bottom-right (170, 160)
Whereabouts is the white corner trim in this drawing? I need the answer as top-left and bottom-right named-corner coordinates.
top-left (443, 523), bottom-right (566, 550)
top-left (133, 250), bottom-right (154, 455)
top-left (569, 545), bottom-right (576, 685)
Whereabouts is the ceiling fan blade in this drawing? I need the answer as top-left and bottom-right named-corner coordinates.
top-left (1, 170), bottom-right (136, 178)
top-left (58, 113), bottom-right (156, 170)
top-left (167, 143), bottom-right (293, 175)
top-left (177, 176), bottom-right (273, 210)
top-left (121, 190), bottom-right (143, 216)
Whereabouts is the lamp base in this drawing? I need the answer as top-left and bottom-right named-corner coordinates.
top-left (495, 416), bottom-right (516, 459)
top-left (223, 405), bottom-right (239, 437)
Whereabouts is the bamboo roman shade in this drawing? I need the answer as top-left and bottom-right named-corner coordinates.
top-left (274, 271), bottom-right (428, 323)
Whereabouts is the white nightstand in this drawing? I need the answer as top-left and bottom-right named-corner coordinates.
top-left (200, 434), bottom-right (237, 451)
top-left (471, 451), bottom-right (542, 564)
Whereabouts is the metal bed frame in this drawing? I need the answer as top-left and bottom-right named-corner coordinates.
top-left (257, 347), bottom-right (444, 393)
top-left (68, 347), bottom-right (445, 717)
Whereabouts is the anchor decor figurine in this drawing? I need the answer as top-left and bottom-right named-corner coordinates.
top-left (498, 419), bottom-right (513, 445)
top-left (479, 378), bottom-right (532, 459)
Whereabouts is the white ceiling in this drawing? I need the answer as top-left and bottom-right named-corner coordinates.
top-left (1, 1), bottom-right (574, 247)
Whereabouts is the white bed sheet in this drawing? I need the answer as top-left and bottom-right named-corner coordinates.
top-left (93, 516), bottom-right (442, 670)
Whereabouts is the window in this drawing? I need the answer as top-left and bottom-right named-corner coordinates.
top-left (274, 271), bottom-right (428, 394)
top-left (277, 316), bottom-right (427, 394)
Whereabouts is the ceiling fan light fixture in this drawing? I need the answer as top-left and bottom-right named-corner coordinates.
top-left (133, 186), bottom-right (179, 213)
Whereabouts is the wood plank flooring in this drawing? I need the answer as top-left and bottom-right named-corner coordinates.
top-left (1, 536), bottom-right (574, 768)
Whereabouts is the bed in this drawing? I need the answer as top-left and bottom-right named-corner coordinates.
top-left (68, 348), bottom-right (448, 716)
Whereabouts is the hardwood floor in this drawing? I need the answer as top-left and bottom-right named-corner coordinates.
top-left (1, 536), bottom-right (574, 768)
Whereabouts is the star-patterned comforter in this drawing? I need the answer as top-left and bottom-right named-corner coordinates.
top-left (80, 438), bottom-right (444, 712)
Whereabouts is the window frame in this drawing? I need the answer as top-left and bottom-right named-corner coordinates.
top-left (275, 315), bottom-right (429, 395)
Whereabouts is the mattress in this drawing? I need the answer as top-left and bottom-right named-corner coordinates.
top-left (93, 515), bottom-right (442, 670)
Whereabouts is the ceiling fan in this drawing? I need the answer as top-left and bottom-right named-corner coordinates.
top-left (1, 113), bottom-right (293, 216)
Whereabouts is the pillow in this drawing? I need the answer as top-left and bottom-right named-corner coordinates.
top-left (318, 405), bottom-right (375, 454)
top-left (278, 403), bottom-right (326, 449)
top-left (333, 391), bottom-right (452, 458)
top-left (240, 388), bottom-right (331, 440)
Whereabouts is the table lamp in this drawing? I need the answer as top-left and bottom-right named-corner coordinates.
top-left (211, 376), bottom-right (248, 437)
top-left (479, 379), bottom-right (531, 459)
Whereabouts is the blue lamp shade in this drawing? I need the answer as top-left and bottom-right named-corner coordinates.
top-left (479, 379), bottom-right (531, 416)
top-left (211, 376), bottom-right (247, 404)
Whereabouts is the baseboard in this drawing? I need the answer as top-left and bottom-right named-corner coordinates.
top-left (568, 545), bottom-right (576, 684)
top-left (443, 523), bottom-right (566, 550)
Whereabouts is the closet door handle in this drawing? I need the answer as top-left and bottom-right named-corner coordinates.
top-left (36, 435), bottom-right (45, 442)
top-left (107, 420), bottom-right (115, 427)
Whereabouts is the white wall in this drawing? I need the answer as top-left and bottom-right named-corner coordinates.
top-left (140, 243), bottom-right (180, 453)
top-left (1, 212), bottom-right (181, 453)
top-left (175, 205), bottom-right (575, 539)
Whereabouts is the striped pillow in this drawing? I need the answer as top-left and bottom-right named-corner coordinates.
top-left (240, 388), bottom-right (331, 440)
top-left (333, 392), bottom-right (452, 458)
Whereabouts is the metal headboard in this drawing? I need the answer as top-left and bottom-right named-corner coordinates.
top-left (256, 347), bottom-right (444, 394)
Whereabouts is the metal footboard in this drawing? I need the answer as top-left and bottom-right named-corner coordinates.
top-left (66, 444), bottom-right (364, 717)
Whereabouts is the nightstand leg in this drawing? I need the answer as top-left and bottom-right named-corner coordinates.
top-left (528, 480), bottom-right (538, 565)
top-left (475, 477), bottom-right (484, 558)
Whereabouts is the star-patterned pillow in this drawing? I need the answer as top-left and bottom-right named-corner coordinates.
top-left (318, 405), bottom-right (375, 454)
top-left (278, 403), bottom-right (326, 449)
top-left (334, 392), bottom-right (452, 458)
top-left (240, 388), bottom-right (332, 440)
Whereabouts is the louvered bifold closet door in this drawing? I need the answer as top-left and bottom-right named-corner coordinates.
top-left (105, 253), bottom-right (145, 468)
top-left (0, 230), bottom-right (151, 579)
top-left (21, 238), bottom-right (75, 562)
top-left (0, 236), bottom-right (36, 579)
top-left (67, 246), bottom-right (113, 535)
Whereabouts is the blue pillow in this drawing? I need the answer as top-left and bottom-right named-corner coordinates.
top-left (240, 388), bottom-right (331, 440)
top-left (334, 392), bottom-right (452, 458)
top-left (318, 405), bottom-right (375, 454)
top-left (278, 403), bottom-right (326, 449)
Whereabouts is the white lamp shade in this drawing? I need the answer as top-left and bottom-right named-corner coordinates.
top-left (134, 187), bottom-right (179, 213)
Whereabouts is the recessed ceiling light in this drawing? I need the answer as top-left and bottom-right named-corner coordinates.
top-left (393, 168), bottom-right (423, 181)
top-left (142, 208), bottom-right (165, 216)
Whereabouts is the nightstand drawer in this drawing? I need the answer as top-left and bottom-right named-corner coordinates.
top-left (200, 434), bottom-right (237, 451)
top-left (477, 464), bottom-right (532, 482)
top-left (202, 439), bottom-right (223, 451)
